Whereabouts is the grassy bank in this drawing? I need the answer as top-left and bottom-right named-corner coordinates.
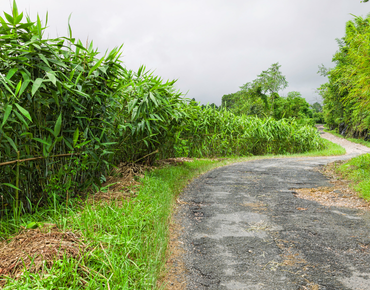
top-left (322, 128), bottom-right (370, 201)
top-left (334, 154), bottom-right (370, 201)
top-left (0, 139), bottom-right (344, 289)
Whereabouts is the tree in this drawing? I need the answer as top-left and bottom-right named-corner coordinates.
top-left (311, 102), bottom-right (323, 113)
top-left (255, 63), bottom-right (288, 96)
top-left (241, 63), bottom-right (288, 115)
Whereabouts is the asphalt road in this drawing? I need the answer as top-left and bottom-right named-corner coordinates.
top-left (175, 136), bottom-right (370, 289)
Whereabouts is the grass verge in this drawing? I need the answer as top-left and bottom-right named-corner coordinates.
top-left (0, 139), bottom-right (345, 289)
top-left (334, 154), bottom-right (370, 201)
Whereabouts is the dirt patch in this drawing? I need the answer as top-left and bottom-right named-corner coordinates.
top-left (0, 226), bottom-right (85, 285)
top-left (91, 158), bottom-right (195, 205)
top-left (89, 162), bottom-right (149, 205)
top-left (158, 201), bottom-right (187, 290)
top-left (294, 161), bottom-right (370, 210)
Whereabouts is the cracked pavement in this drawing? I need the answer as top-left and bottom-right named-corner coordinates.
top-left (175, 133), bottom-right (370, 290)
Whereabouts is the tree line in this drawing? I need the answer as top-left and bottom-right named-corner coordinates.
top-left (217, 63), bottom-right (323, 124)
top-left (318, 14), bottom-right (370, 140)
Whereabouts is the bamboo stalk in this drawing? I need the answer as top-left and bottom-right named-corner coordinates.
top-left (15, 151), bottom-right (20, 223)
top-left (0, 153), bottom-right (80, 167)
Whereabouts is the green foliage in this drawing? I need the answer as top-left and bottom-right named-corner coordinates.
top-left (0, 1), bottom-right (125, 217)
top-left (222, 64), bottom-right (314, 121)
top-left (114, 66), bottom-right (185, 164)
top-left (318, 14), bottom-right (370, 138)
top-left (337, 153), bottom-right (370, 200)
top-left (174, 105), bottom-right (324, 157)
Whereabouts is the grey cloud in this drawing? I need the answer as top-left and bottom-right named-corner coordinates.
top-left (13, 0), bottom-right (370, 105)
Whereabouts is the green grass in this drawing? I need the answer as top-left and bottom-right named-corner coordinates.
top-left (336, 153), bottom-right (370, 201)
top-left (289, 138), bottom-right (345, 157)
top-left (0, 139), bottom-right (345, 289)
top-left (323, 128), bottom-right (370, 200)
top-left (324, 128), bottom-right (370, 148)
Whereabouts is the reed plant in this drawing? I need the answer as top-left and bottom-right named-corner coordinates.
top-left (0, 1), bottom-right (125, 218)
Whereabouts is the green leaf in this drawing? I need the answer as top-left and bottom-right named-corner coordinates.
top-left (26, 222), bottom-right (39, 229)
top-left (15, 104), bottom-right (32, 122)
top-left (38, 54), bottom-right (50, 67)
top-left (33, 137), bottom-right (51, 146)
top-left (63, 137), bottom-right (73, 151)
top-left (32, 78), bottom-right (43, 96)
top-left (15, 12), bottom-right (23, 24)
top-left (0, 16), bottom-right (10, 29)
top-left (37, 14), bottom-right (42, 39)
top-left (4, 12), bottom-right (14, 25)
top-left (15, 80), bottom-right (22, 96)
top-left (73, 128), bottom-right (79, 147)
top-left (88, 55), bottom-right (105, 78)
top-left (18, 79), bottom-right (31, 97)
top-left (76, 140), bottom-right (91, 149)
top-left (1, 105), bottom-right (12, 129)
top-left (2, 183), bottom-right (21, 191)
top-left (54, 113), bottom-right (62, 137)
top-left (6, 68), bottom-right (18, 80)
top-left (3, 134), bottom-right (18, 152)
top-left (14, 111), bottom-right (29, 129)
top-left (46, 72), bottom-right (56, 85)
top-left (12, 0), bottom-right (19, 18)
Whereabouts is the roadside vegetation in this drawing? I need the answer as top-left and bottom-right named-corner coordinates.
top-left (318, 14), bottom-right (370, 141)
top-left (0, 1), bottom-right (348, 289)
top-left (323, 127), bottom-right (370, 201)
top-left (317, 12), bottom-right (370, 203)
top-left (335, 154), bottom-right (370, 200)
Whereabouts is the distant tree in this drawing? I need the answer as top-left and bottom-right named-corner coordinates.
top-left (311, 102), bottom-right (323, 113)
top-left (241, 63), bottom-right (288, 115)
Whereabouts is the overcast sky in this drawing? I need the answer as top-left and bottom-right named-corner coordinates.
top-left (7, 0), bottom-right (370, 105)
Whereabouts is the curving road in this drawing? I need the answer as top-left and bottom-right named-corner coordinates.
top-left (171, 131), bottom-right (370, 290)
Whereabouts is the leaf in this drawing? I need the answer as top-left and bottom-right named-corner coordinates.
top-left (6, 68), bottom-right (18, 80)
top-left (0, 16), bottom-right (9, 30)
top-left (46, 72), bottom-right (56, 85)
top-left (15, 104), bottom-right (32, 122)
top-left (4, 12), bottom-right (14, 25)
top-left (37, 14), bottom-right (42, 39)
top-left (32, 78), bottom-right (43, 96)
top-left (15, 80), bottom-right (22, 96)
top-left (2, 183), bottom-right (21, 191)
top-left (33, 138), bottom-right (51, 146)
top-left (73, 128), bottom-right (79, 147)
top-left (12, 0), bottom-right (19, 18)
top-left (54, 113), bottom-right (62, 137)
top-left (18, 79), bottom-right (31, 97)
top-left (88, 55), bottom-right (105, 78)
top-left (26, 222), bottom-right (39, 229)
top-left (3, 134), bottom-right (18, 152)
top-left (38, 54), bottom-right (50, 67)
top-left (15, 12), bottom-right (23, 24)
top-left (1, 105), bottom-right (12, 129)
top-left (14, 111), bottom-right (29, 129)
